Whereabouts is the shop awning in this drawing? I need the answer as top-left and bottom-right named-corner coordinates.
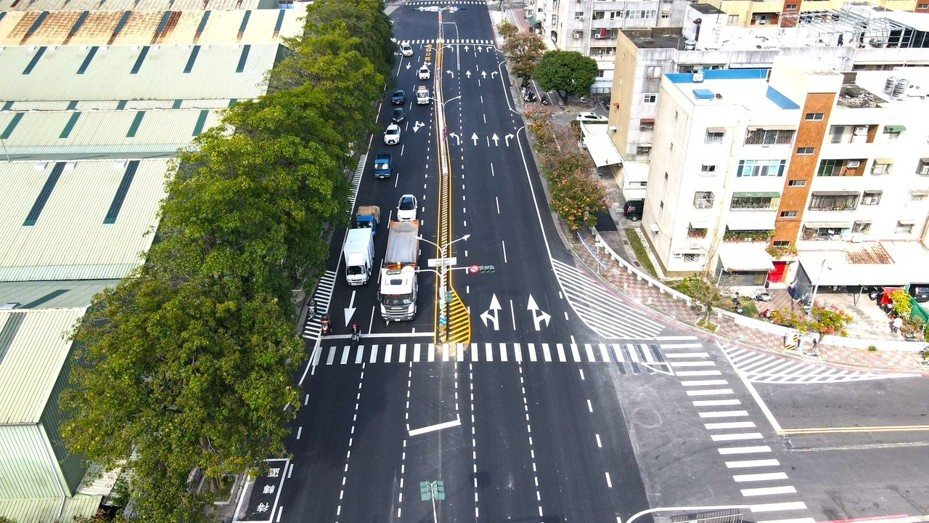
top-left (583, 133), bottom-right (623, 168)
top-left (718, 243), bottom-right (775, 272)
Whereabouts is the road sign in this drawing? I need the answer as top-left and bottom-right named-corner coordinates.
top-left (467, 264), bottom-right (480, 274)
top-left (427, 257), bottom-right (458, 268)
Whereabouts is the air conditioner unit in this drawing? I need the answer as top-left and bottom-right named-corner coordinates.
top-left (846, 160), bottom-right (861, 168)
top-left (640, 125), bottom-right (651, 131)
top-left (650, 223), bottom-right (660, 234)
top-left (573, 30), bottom-right (582, 39)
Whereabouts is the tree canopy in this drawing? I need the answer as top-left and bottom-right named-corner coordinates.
top-left (61, 0), bottom-right (392, 519)
top-left (501, 30), bottom-right (546, 81)
top-left (533, 50), bottom-right (599, 103)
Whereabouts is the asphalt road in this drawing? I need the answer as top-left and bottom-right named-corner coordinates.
top-left (248, 3), bottom-right (929, 523)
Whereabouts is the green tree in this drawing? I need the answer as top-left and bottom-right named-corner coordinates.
top-left (675, 276), bottom-right (728, 323)
top-left (62, 277), bottom-right (303, 521)
top-left (301, 0), bottom-right (394, 78)
top-left (498, 20), bottom-right (517, 40)
top-left (533, 50), bottom-right (599, 103)
top-left (502, 31), bottom-right (546, 81)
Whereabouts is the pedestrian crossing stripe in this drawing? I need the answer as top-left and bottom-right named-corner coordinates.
top-left (398, 39), bottom-right (495, 46)
top-left (407, 0), bottom-right (485, 5)
top-left (302, 270), bottom-right (337, 339)
top-left (315, 341), bottom-right (670, 371)
top-left (721, 346), bottom-right (916, 383)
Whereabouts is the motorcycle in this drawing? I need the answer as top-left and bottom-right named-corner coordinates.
top-left (350, 323), bottom-right (361, 347)
top-left (754, 292), bottom-right (772, 302)
top-left (320, 314), bottom-right (331, 336)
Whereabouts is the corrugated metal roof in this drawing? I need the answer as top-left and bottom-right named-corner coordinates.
top-left (4, 98), bottom-right (235, 111)
top-left (0, 494), bottom-right (101, 523)
top-left (0, 43), bottom-right (278, 101)
top-left (0, 108), bottom-right (223, 160)
top-left (0, 307), bottom-right (85, 425)
top-left (0, 159), bottom-right (169, 281)
top-left (0, 280), bottom-right (119, 309)
top-left (0, 0), bottom-right (268, 10)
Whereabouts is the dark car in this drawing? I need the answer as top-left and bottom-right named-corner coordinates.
top-left (392, 107), bottom-right (405, 123)
top-left (391, 90), bottom-right (405, 105)
top-left (623, 200), bottom-right (644, 222)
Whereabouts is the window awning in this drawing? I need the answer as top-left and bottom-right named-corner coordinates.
top-left (873, 158), bottom-right (893, 164)
top-left (911, 189), bottom-right (929, 196)
top-left (718, 243), bottom-right (774, 272)
top-left (812, 191), bottom-right (858, 197)
top-left (583, 133), bottom-right (623, 168)
top-left (689, 220), bottom-right (712, 229)
top-left (734, 191), bottom-right (780, 198)
top-left (640, 118), bottom-right (655, 124)
top-left (921, 158), bottom-right (929, 163)
top-left (805, 221), bottom-right (852, 229)
top-left (885, 125), bottom-right (906, 133)
top-left (706, 127), bottom-right (726, 133)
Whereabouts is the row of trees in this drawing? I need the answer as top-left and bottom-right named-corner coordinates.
top-left (60, 1), bottom-right (394, 520)
top-left (498, 21), bottom-right (598, 103)
top-left (526, 109), bottom-right (606, 230)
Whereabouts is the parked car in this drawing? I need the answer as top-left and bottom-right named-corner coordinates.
top-left (391, 90), bottom-right (406, 105)
top-left (392, 107), bottom-right (405, 123)
top-left (418, 65), bottom-right (430, 80)
top-left (623, 200), bottom-right (644, 222)
top-left (576, 111), bottom-right (608, 123)
top-left (384, 124), bottom-right (401, 145)
top-left (396, 194), bottom-right (417, 221)
top-left (400, 43), bottom-right (413, 57)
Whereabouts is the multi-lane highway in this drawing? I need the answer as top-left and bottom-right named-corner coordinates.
top-left (236, 2), bottom-right (929, 523)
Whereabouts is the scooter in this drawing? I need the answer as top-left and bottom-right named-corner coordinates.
top-left (350, 323), bottom-right (361, 348)
top-left (754, 292), bottom-right (772, 302)
top-left (320, 314), bottom-right (331, 336)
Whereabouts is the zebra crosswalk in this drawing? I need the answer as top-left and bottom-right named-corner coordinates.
top-left (407, 0), bottom-right (485, 5)
top-left (398, 38), bottom-right (495, 46)
top-left (311, 341), bottom-right (671, 374)
top-left (721, 345), bottom-right (916, 384)
top-left (551, 258), bottom-right (665, 340)
top-left (302, 271), bottom-right (337, 339)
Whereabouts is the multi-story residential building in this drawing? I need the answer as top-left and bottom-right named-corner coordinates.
top-left (608, 5), bottom-right (929, 164)
top-left (642, 58), bottom-right (929, 288)
top-left (526, 0), bottom-right (688, 92)
top-left (700, 0), bottom-right (929, 28)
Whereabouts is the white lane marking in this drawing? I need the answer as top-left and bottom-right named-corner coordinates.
top-left (326, 347), bottom-right (336, 365)
top-left (557, 343), bottom-right (566, 362)
top-left (665, 352), bottom-right (710, 359)
top-left (496, 196), bottom-right (500, 214)
top-left (501, 240), bottom-right (507, 263)
top-left (485, 343), bottom-right (493, 362)
top-left (719, 341), bottom-right (784, 433)
top-left (719, 446), bottom-right (772, 455)
top-left (669, 361), bottom-right (716, 367)
top-left (732, 472), bottom-right (789, 482)
top-left (514, 343), bottom-right (522, 362)
top-left (725, 459), bottom-right (780, 468)
top-left (687, 389), bottom-right (735, 396)
top-left (605, 472), bottom-right (612, 488)
top-left (296, 426), bottom-right (302, 440)
top-left (571, 344), bottom-right (581, 362)
top-left (529, 343), bottom-right (538, 362)
top-left (509, 299), bottom-right (516, 330)
top-left (699, 410), bottom-right (749, 418)
top-left (585, 344), bottom-right (596, 362)
top-left (748, 501), bottom-right (807, 513)
top-left (612, 344), bottom-right (624, 362)
top-left (413, 343), bottom-right (422, 363)
top-left (500, 343), bottom-right (507, 362)
top-left (675, 370), bottom-right (723, 376)
top-left (681, 379), bottom-right (728, 386)
top-left (595, 434), bottom-right (602, 447)
top-left (409, 417), bottom-right (462, 436)
top-left (587, 399), bottom-right (593, 413)
top-left (355, 347), bottom-right (364, 364)
top-left (693, 399), bottom-right (742, 407)
top-left (340, 346), bottom-right (350, 365)
top-left (399, 344), bottom-right (407, 363)
top-left (706, 421), bottom-right (757, 430)
top-left (741, 486), bottom-right (797, 497)
top-left (369, 344), bottom-right (378, 364)
top-left (711, 433), bottom-right (764, 441)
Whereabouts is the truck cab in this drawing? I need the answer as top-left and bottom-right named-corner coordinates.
top-left (355, 205), bottom-right (381, 237)
top-left (378, 266), bottom-right (418, 321)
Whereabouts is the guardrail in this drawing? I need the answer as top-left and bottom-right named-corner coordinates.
top-left (587, 228), bottom-right (693, 307)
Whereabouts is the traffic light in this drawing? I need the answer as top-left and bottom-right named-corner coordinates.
top-left (480, 265), bottom-right (495, 274)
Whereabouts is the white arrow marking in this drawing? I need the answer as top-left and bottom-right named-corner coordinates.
top-left (405, 63), bottom-right (411, 70)
top-left (491, 133), bottom-right (500, 146)
top-left (504, 133), bottom-right (514, 146)
top-left (449, 132), bottom-right (461, 145)
top-left (446, 70), bottom-right (454, 78)
top-left (465, 70), bottom-right (472, 79)
top-left (526, 294), bottom-right (551, 331)
top-left (485, 46), bottom-right (493, 52)
top-left (464, 45), bottom-right (470, 52)
top-left (412, 121), bottom-right (425, 133)
top-left (491, 71), bottom-right (498, 78)
top-left (471, 132), bottom-right (479, 146)
top-left (344, 291), bottom-right (357, 327)
top-left (481, 70), bottom-right (487, 79)
top-left (480, 294), bottom-right (501, 331)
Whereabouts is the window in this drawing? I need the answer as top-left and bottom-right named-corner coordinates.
top-left (639, 119), bottom-right (654, 131)
top-left (773, 240), bottom-right (790, 247)
top-left (597, 69), bottom-right (605, 78)
top-left (919, 3), bottom-right (929, 8)
top-left (788, 179), bottom-right (806, 187)
top-left (592, 10), bottom-right (605, 19)
top-left (727, 14), bottom-right (739, 25)
top-left (918, 159), bottom-right (929, 175)
top-left (660, 10), bottom-right (670, 18)
top-left (673, 252), bottom-right (705, 263)
top-left (643, 93), bottom-right (657, 103)
top-left (801, 226), bottom-right (850, 241)
top-left (575, 11), bottom-right (584, 19)
top-left (853, 221), bottom-right (871, 234)
top-left (705, 130), bottom-right (725, 144)
top-left (861, 190), bottom-right (882, 205)
top-left (805, 112), bottom-right (825, 121)
top-left (829, 125), bottom-right (846, 143)
top-left (896, 221), bottom-right (915, 234)
top-left (693, 191), bottom-right (714, 209)
top-left (780, 210), bottom-right (798, 218)
top-left (911, 191), bottom-right (929, 202)
top-left (736, 159), bottom-right (787, 177)
top-left (700, 164), bottom-right (716, 174)
top-left (636, 145), bottom-right (651, 159)
top-left (688, 226), bottom-right (707, 238)
top-left (646, 66), bottom-right (662, 79)
top-left (674, 110), bottom-right (678, 120)
top-left (744, 128), bottom-right (795, 145)
top-left (797, 147), bottom-right (815, 155)
top-left (871, 161), bottom-right (892, 175)
top-left (882, 126), bottom-right (903, 139)
top-left (628, 181), bottom-right (648, 188)
top-left (809, 193), bottom-right (858, 211)
top-left (731, 194), bottom-right (779, 210)
top-left (817, 159), bottom-right (844, 177)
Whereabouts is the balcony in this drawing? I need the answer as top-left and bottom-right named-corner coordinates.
top-left (828, 124), bottom-right (878, 144)
top-left (816, 159), bottom-right (867, 177)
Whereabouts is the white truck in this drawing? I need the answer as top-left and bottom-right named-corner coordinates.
top-left (342, 228), bottom-right (375, 286)
top-left (416, 85), bottom-right (430, 105)
top-left (378, 220), bottom-right (420, 322)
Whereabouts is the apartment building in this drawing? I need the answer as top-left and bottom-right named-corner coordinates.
top-left (526, 0), bottom-right (688, 92)
top-left (642, 58), bottom-right (929, 288)
top-left (700, 0), bottom-right (929, 28)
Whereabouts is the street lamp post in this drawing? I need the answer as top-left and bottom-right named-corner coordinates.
top-left (419, 234), bottom-right (470, 342)
top-left (807, 258), bottom-right (831, 318)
